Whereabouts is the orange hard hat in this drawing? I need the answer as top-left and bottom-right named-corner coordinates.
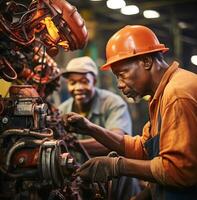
top-left (101, 25), bottom-right (169, 70)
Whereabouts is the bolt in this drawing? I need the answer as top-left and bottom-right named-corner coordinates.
top-left (2, 117), bottom-right (8, 124)
top-left (18, 157), bottom-right (25, 164)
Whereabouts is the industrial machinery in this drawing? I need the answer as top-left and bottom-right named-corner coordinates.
top-left (0, 0), bottom-right (88, 81)
top-left (0, 0), bottom-right (106, 199)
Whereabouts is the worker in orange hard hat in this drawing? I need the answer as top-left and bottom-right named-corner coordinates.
top-left (62, 25), bottom-right (197, 199)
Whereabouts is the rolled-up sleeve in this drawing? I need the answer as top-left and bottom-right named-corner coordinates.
top-left (124, 121), bottom-right (151, 159)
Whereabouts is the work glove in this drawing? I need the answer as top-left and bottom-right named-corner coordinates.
top-left (62, 112), bottom-right (92, 135)
top-left (75, 156), bottom-right (123, 182)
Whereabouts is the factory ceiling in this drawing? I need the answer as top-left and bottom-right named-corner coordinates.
top-left (69, 0), bottom-right (197, 73)
top-left (17, 0), bottom-right (197, 72)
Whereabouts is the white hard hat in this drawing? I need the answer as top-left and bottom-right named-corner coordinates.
top-left (62, 56), bottom-right (98, 77)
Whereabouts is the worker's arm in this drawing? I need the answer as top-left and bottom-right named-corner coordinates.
top-left (62, 112), bottom-right (125, 155)
top-left (76, 156), bottom-right (156, 183)
top-left (79, 129), bottom-right (125, 156)
top-left (119, 158), bottom-right (155, 182)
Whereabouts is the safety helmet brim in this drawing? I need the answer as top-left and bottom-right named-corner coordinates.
top-left (101, 47), bottom-right (169, 71)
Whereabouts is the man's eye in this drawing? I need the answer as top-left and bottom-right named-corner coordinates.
top-left (81, 80), bottom-right (89, 84)
top-left (68, 81), bottom-right (75, 85)
top-left (119, 72), bottom-right (125, 78)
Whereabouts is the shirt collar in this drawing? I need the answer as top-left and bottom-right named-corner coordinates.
top-left (151, 61), bottom-right (179, 102)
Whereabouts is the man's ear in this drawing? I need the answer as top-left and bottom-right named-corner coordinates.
top-left (143, 56), bottom-right (153, 70)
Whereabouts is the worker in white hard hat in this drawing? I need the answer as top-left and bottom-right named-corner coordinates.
top-left (59, 56), bottom-right (141, 199)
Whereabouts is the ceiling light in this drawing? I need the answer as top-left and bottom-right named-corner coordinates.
top-left (191, 55), bottom-right (197, 65)
top-left (106, 0), bottom-right (126, 10)
top-left (121, 5), bottom-right (139, 15)
top-left (178, 22), bottom-right (188, 29)
top-left (143, 10), bottom-right (160, 19)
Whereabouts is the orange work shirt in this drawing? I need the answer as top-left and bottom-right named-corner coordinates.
top-left (124, 61), bottom-right (197, 187)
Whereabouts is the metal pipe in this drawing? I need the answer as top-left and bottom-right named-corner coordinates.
top-left (1, 128), bottom-right (53, 139)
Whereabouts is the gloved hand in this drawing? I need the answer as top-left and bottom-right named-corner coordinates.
top-left (62, 112), bottom-right (92, 135)
top-left (75, 156), bottom-right (123, 182)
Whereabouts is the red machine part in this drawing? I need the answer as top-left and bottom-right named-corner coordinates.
top-left (41, 0), bottom-right (88, 50)
top-left (11, 148), bottom-right (39, 168)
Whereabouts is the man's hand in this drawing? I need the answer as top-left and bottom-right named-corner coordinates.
top-left (62, 112), bottom-right (92, 135)
top-left (76, 156), bottom-right (122, 182)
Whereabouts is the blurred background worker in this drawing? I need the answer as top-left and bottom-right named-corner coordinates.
top-left (59, 56), bottom-right (141, 199)
top-left (63, 25), bottom-right (197, 200)
top-left (59, 56), bottom-right (131, 156)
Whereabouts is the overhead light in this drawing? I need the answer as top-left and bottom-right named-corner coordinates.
top-left (143, 10), bottom-right (160, 19)
top-left (121, 5), bottom-right (139, 15)
top-left (178, 22), bottom-right (188, 29)
top-left (106, 0), bottom-right (126, 10)
top-left (191, 55), bottom-right (197, 65)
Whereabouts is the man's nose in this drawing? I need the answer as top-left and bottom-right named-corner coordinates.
top-left (117, 79), bottom-right (125, 89)
top-left (75, 82), bottom-right (83, 89)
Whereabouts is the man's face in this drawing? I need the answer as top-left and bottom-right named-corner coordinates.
top-left (66, 72), bottom-right (96, 105)
top-left (111, 58), bottom-right (151, 101)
